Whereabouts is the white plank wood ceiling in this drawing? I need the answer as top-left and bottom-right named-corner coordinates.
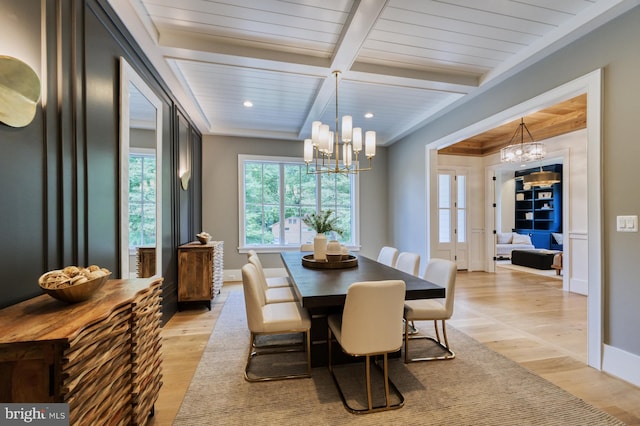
top-left (110, 0), bottom-right (638, 146)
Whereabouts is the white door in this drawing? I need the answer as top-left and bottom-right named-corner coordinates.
top-left (436, 170), bottom-right (468, 269)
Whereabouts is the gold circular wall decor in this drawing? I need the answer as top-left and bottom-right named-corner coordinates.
top-left (0, 55), bottom-right (41, 128)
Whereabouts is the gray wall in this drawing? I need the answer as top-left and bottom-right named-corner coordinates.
top-left (0, 0), bottom-right (202, 321)
top-left (388, 6), bottom-right (640, 356)
top-left (201, 135), bottom-right (389, 270)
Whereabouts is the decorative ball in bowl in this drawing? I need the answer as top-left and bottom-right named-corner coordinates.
top-left (39, 265), bottom-right (111, 303)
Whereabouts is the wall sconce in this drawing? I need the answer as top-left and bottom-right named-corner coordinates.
top-left (179, 169), bottom-right (191, 191)
top-left (0, 55), bottom-right (40, 127)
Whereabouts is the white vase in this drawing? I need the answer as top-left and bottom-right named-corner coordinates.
top-left (313, 233), bottom-right (327, 261)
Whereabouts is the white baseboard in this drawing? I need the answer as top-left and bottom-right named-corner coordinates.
top-left (223, 267), bottom-right (288, 282)
top-left (602, 343), bottom-right (640, 387)
top-left (569, 277), bottom-right (588, 295)
top-left (223, 269), bottom-right (241, 282)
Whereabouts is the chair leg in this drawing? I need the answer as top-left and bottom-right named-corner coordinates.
top-left (365, 355), bottom-right (372, 411)
top-left (404, 317), bottom-right (410, 363)
top-left (439, 320), bottom-right (451, 351)
top-left (404, 319), bottom-right (455, 363)
top-left (329, 348), bottom-right (404, 413)
top-left (305, 329), bottom-right (311, 377)
top-left (402, 319), bottom-right (418, 335)
top-left (433, 319), bottom-right (442, 343)
top-left (382, 353), bottom-right (391, 409)
top-left (366, 354), bottom-right (394, 411)
top-left (244, 330), bottom-right (312, 382)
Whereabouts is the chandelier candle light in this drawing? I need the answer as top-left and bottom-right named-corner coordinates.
top-left (500, 117), bottom-right (560, 187)
top-left (303, 71), bottom-right (375, 174)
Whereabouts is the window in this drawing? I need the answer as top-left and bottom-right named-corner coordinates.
top-left (456, 175), bottom-right (466, 243)
top-left (438, 171), bottom-right (467, 246)
top-left (438, 172), bottom-right (467, 244)
top-left (438, 174), bottom-right (451, 243)
top-left (239, 155), bottom-right (358, 250)
top-left (128, 150), bottom-right (156, 248)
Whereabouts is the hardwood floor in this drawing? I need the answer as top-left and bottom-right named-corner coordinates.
top-left (148, 267), bottom-right (640, 425)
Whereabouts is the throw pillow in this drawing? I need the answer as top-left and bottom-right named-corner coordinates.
top-left (512, 233), bottom-right (532, 245)
top-left (552, 233), bottom-right (563, 245)
top-left (496, 232), bottom-right (513, 244)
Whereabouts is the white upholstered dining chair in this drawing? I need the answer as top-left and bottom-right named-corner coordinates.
top-left (395, 252), bottom-right (420, 276)
top-left (376, 246), bottom-right (399, 267)
top-left (328, 280), bottom-right (406, 414)
top-left (241, 263), bottom-right (311, 382)
top-left (246, 250), bottom-right (291, 288)
top-left (248, 255), bottom-right (297, 303)
top-left (403, 258), bottom-right (457, 362)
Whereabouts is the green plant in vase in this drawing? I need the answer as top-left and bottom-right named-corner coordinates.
top-left (302, 210), bottom-right (343, 237)
top-left (303, 210), bottom-right (343, 261)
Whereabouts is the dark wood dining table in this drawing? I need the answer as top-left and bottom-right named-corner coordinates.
top-left (280, 251), bottom-right (445, 366)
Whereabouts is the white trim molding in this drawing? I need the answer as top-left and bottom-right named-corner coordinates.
top-left (427, 69), bottom-right (604, 372)
top-left (603, 344), bottom-right (640, 388)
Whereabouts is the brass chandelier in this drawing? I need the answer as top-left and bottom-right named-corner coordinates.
top-left (303, 71), bottom-right (375, 174)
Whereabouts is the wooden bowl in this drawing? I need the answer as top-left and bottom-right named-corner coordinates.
top-left (197, 235), bottom-right (210, 244)
top-left (301, 254), bottom-right (358, 269)
top-left (39, 271), bottom-right (111, 303)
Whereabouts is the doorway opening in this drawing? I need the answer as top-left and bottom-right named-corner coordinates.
top-left (426, 70), bottom-right (603, 370)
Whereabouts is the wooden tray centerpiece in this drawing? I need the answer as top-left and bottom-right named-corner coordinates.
top-left (301, 254), bottom-right (358, 269)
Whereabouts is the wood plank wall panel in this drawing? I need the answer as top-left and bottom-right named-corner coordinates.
top-left (0, 0), bottom-right (202, 323)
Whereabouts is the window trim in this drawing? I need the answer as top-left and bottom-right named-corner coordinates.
top-left (237, 154), bottom-right (360, 253)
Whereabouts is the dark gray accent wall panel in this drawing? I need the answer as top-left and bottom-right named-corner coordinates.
top-left (0, 1), bottom-right (47, 306)
top-left (191, 126), bottom-right (203, 234)
top-left (0, 0), bottom-right (202, 323)
top-left (83, 5), bottom-right (121, 273)
top-left (177, 111), bottom-right (191, 245)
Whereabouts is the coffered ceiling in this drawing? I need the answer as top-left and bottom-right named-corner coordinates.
top-left (109, 0), bottom-right (637, 146)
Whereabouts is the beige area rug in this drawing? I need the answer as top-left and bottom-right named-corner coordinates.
top-left (497, 260), bottom-right (562, 279)
top-left (174, 292), bottom-right (621, 426)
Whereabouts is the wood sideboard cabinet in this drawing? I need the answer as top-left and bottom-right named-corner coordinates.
top-left (0, 278), bottom-right (163, 426)
top-left (178, 241), bottom-right (223, 310)
top-left (136, 246), bottom-right (156, 278)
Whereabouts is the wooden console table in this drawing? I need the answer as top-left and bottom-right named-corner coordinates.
top-left (178, 241), bottom-right (223, 310)
top-left (136, 246), bottom-right (156, 278)
top-left (0, 278), bottom-right (163, 426)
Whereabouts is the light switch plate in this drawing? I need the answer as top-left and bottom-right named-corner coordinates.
top-left (617, 215), bottom-right (638, 232)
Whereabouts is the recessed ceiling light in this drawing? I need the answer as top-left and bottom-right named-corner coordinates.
top-left (364, 112), bottom-right (374, 118)
top-left (243, 100), bottom-right (253, 108)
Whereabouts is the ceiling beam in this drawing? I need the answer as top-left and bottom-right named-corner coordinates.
top-left (299, 0), bottom-right (389, 138)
